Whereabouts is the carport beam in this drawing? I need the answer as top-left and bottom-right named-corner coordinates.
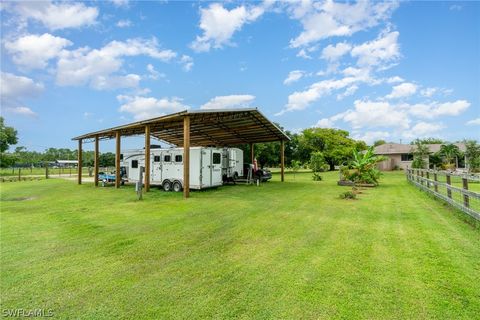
top-left (77, 139), bottom-right (82, 185)
top-left (115, 131), bottom-right (121, 188)
top-left (145, 125), bottom-right (151, 192)
top-left (183, 116), bottom-right (190, 199)
top-left (94, 135), bottom-right (99, 187)
top-left (280, 140), bottom-right (285, 182)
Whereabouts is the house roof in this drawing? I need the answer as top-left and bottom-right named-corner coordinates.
top-left (374, 143), bottom-right (467, 155)
top-left (72, 108), bottom-right (290, 146)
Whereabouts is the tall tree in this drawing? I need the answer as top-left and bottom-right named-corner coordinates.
top-left (463, 140), bottom-right (480, 172)
top-left (412, 141), bottom-right (430, 169)
top-left (0, 117), bottom-right (18, 153)
top-left (373, 140), bottom-right (387, 147)
top-left (0, 117), bottom-right (18, 167)
top-left (298, 128), bottom-right (364, 170)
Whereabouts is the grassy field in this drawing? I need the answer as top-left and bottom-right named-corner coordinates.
top-left (1, 171), bottom-right (479, 319)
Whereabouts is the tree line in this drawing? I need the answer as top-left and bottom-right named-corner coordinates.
top-left (1, 117), bottom-right (479, 172)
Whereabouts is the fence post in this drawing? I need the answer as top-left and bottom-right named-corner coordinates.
top-left (462, 177), bottom-right (469, 208)
top-left (18, 168), bottom-right (21, 181)
top-left (45, 164), bottom-right (49, 179)
top-left (420, 170), bottom-right (424, 185)
top-left (446, 174), bottom-right (452, 199)
top-left (434, 172), bottom-right (438, 192)
top-left (426, 171), bottom-right (430, 188)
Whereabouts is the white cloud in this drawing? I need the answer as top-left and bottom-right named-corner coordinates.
top-left (200, 95), bottom-right (255, 110)
top-left (180, 55), bottom-right (194, 72)
top-left (351, 30), bottom-right (400, 68)
top-left (116, 19), bottom-right (132, 28)
top-left (0, 72), bottom-right (44, 117)
top-left (385, 82), bottom-right (417, 99)
top-left (386, 76), bottom-right (404, 83)
top-left (296, 49), bottom-right (312, 59)
top-left (404, 122), bottom-right (444, 139)
top-left (278, 67), bottom-right (374, 115)
top-left (315, 118), bottom-right (336, 128)
top-left (420, 87), bottom-right (437, 97)
top-left (353, 131), bottom-right (390, 144)
top-left (146, 64), bottom-right (166, 80)
top-left (288, 1), bottom-right (398, 48)
top-left (321, 42), bottom-right (351, 61)
top-left (190, 3), bottom-right (268, 52)
top-left (405, 100), bottom-right (470, 119)
top-left (56, 38), bottom-right (176, 90)
top-left (11, 1), bottom-right (98, 30)
top-left (466, 118), bottom-right (480, 126)
top-left (284, 70), bottom-right (305, 85)
top-left (337, 85), bottom-right (358, 100)
top-left (4, 33), bottom-right (72, 69)
top-left (341, 99), bottom-right (410, 129)
top-left (117, 95), bottom-right (188, 120)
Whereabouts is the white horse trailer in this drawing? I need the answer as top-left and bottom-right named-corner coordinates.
top-left (120, 147), bottom-right (224, 191)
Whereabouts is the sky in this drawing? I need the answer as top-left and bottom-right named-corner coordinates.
top-left (1, 0), bottom-right (479, 152)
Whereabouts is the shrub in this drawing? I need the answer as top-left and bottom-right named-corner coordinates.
top-left (312, 172), bottom-right (322, 181)
top-left (339, 190), bottom-right (356, 199)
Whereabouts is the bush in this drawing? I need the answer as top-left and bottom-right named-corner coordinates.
top-left (339, 190), bottom-right (357, 199)
top-left (312, 172), bottom-right (322, 181)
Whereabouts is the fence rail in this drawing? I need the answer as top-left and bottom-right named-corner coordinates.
top-left (406, 168), bottom-right (480, 221)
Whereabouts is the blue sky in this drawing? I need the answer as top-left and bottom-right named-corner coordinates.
top-left (1, 0), bottom-right (479, 152)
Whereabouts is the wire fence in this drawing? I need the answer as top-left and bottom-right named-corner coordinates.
top-left (0, 166), bottom-right (116, 182)
top-left (406, 168), bottom-right (480, 220)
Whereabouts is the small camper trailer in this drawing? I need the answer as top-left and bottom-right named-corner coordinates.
top-left (120, 147), bottom-right (243, 191)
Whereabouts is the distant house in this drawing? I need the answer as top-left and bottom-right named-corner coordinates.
top-left (55, 160), bottom-right (78, 168)
top-left (373, 143), bottom-right (466, 171)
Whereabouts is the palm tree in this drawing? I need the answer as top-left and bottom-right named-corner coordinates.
top-left (439, 144), bottom-right (462, 169)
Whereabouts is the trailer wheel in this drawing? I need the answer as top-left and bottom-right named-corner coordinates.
top-left (172, 181), bottom-right (182, 192)
top-left (162, 180), bottom-right (172, 192)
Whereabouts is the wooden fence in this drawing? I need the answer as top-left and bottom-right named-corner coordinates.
top-left (406, 168), bottom-right (480, 220)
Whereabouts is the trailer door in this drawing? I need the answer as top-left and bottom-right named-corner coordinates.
top-left (201, 150), bottom-right (211, 187)
top-left (211, 150), bottom-right (223, 185)
top-left (152, 152), bottom-right (162, 183)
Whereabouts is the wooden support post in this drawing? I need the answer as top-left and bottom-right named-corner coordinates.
top-left (434, 173), bottom-right (438, 192)
top-left (94, 135), bottom-right (99, 187)
top-left (250, 143), bottom-right (254, 165)
top-left (145, 125), bottom-right (151, 192)
top-left (280, 140), bottom-right (285, 182)
top-left (115, 131), bottom-right (121, 188)
top-left (183, 116), bottom-right (190, 199)
top-left (446, 174), bottom-right (452, 199)
top-left (462, 177), bottom-right (469, 208)
top-left (77, 139), bottom-right (82, 184)
top-left (426, 171), bottom-right (430, 188)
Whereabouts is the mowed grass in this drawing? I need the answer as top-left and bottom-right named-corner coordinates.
top-left (1, 172), bottom-right (479, 319)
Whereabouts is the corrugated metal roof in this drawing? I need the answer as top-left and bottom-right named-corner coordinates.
top-left (72, 108), bottom-right (290, 146)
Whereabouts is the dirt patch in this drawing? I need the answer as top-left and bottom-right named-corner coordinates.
top-left (2, 196), bottom-right (37, 201)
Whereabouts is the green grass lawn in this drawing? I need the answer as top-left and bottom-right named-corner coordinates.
top-left (1, 172), bottom-right (479, 319)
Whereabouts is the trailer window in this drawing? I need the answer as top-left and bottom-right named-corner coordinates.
top-left (164, 155), bottom-right (171, 162)
top-left (131, 160), bottom-right (138, 168)
top-left (120, 154), bottom-right (123, 160)
top-left (154, 156), bottom-right (160, 162)
top-left (213, 153), bottom-right (221, 164)
top-left (175, 155), bottom-right (182, 163)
